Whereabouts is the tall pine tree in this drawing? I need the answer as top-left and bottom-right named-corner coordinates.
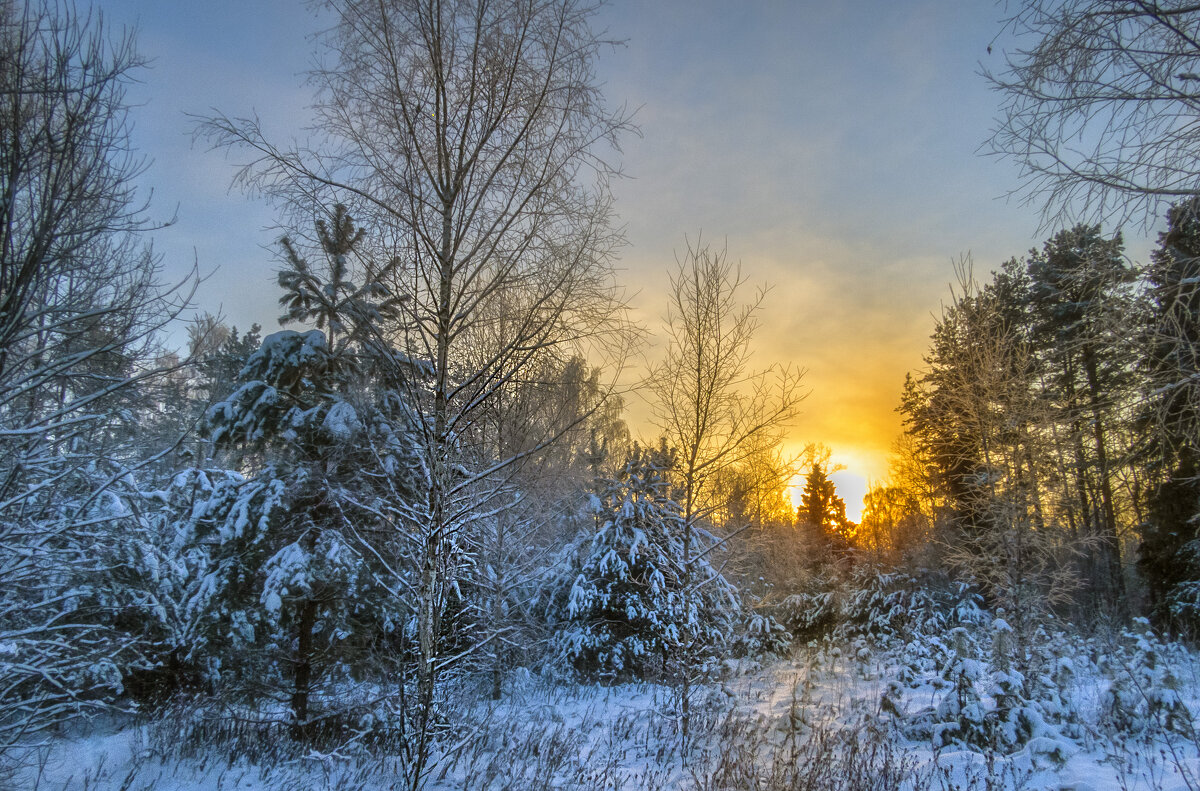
top-left (1027, 225), bottom-right (1135, 616)
top-left (1138, 199), bottom-right (1200, 631)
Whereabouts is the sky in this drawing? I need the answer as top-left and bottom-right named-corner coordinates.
top-left (94, 0), bottom-right (1155, 520)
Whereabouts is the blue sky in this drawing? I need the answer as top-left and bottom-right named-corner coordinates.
top-left (95, 0), bottom-right (1155, 511)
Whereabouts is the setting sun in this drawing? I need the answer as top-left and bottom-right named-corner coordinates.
top-left (787, 446), bottom-right (887, 524)
top-left (829, 468), bottom-right (868, 523)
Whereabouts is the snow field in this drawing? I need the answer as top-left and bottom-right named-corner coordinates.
top-left (13, 626), bottom-right (1200, 791)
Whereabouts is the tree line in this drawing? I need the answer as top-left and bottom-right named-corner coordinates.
top-left (873, 220), bottom-right (1200, 643)
top-left (845, 0), bottom-right (1200, 650)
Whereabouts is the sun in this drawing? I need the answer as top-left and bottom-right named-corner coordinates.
top-left (829, 468), bottom-right (869, 523)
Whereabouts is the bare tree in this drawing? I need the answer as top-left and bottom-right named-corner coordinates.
top-left (202, 0), bottom-right (633, 784)
top-left (649, 237), bottom-right (805, 755)
top-left (988, 0), bottom-right (1200, 228)
top-left (0, 0), bottom-right (190, 764)
top-left (885, 432), bottom-right (947, 541)
top-left (710, 431), bottom-right (797, 533)
top-left (859, 483), bottom-right (925, 563)
top-left (471, 349), bottom-right (628, 700)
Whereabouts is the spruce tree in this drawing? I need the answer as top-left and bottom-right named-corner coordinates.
top-left (797, 462), bottom-right (854, 558)
top-left (561, 444), bottom-right (736, 682)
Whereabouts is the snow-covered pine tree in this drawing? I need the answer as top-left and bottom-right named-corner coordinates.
top-left (561, 443), bottom-right (737, 683)
top-left (110, 466), bottom-right (280, 702)
top-left (465, 355), bottom-right (632, 700)
top-left (194, 206), bottom-right (425, 735)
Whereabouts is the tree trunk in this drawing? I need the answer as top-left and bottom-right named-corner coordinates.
top-left (1083, 346), bottom-right (1127, 616)
top-left (291, 598), bottom-right (318, 740)
top-left (412, 192), bottom-right (456, 790)
top-left (490, 513), bottom-right (507, 702)
top-left (680, 472), bottom-right (694, 761)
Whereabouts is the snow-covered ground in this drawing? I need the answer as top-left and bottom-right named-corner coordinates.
top-left (13, 628), bottom-right (1200, 791)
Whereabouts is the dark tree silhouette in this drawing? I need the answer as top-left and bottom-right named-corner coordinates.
top-left (797, 463), bottom-right (854, 557)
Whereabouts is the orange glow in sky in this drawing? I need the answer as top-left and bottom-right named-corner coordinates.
top-left (93, 0), bottom-right (1071, 497)
top-left (785, 446), bottom-right (885, 524)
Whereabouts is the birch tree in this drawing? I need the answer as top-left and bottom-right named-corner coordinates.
top-left (988, 0), bottom-right (1200, 227)
top-left (649, 238), bottom-right (804, 754)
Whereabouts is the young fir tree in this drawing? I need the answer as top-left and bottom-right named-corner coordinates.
top-left (179, 207), bottom-right (424, 733)
top-left (797, 462), bottom-right (854, 560)
top-left (561, 444), bottom-right (737, 683)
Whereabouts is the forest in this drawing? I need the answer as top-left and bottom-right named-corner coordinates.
top-left (8, 1), bottom-right (1200, 790)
